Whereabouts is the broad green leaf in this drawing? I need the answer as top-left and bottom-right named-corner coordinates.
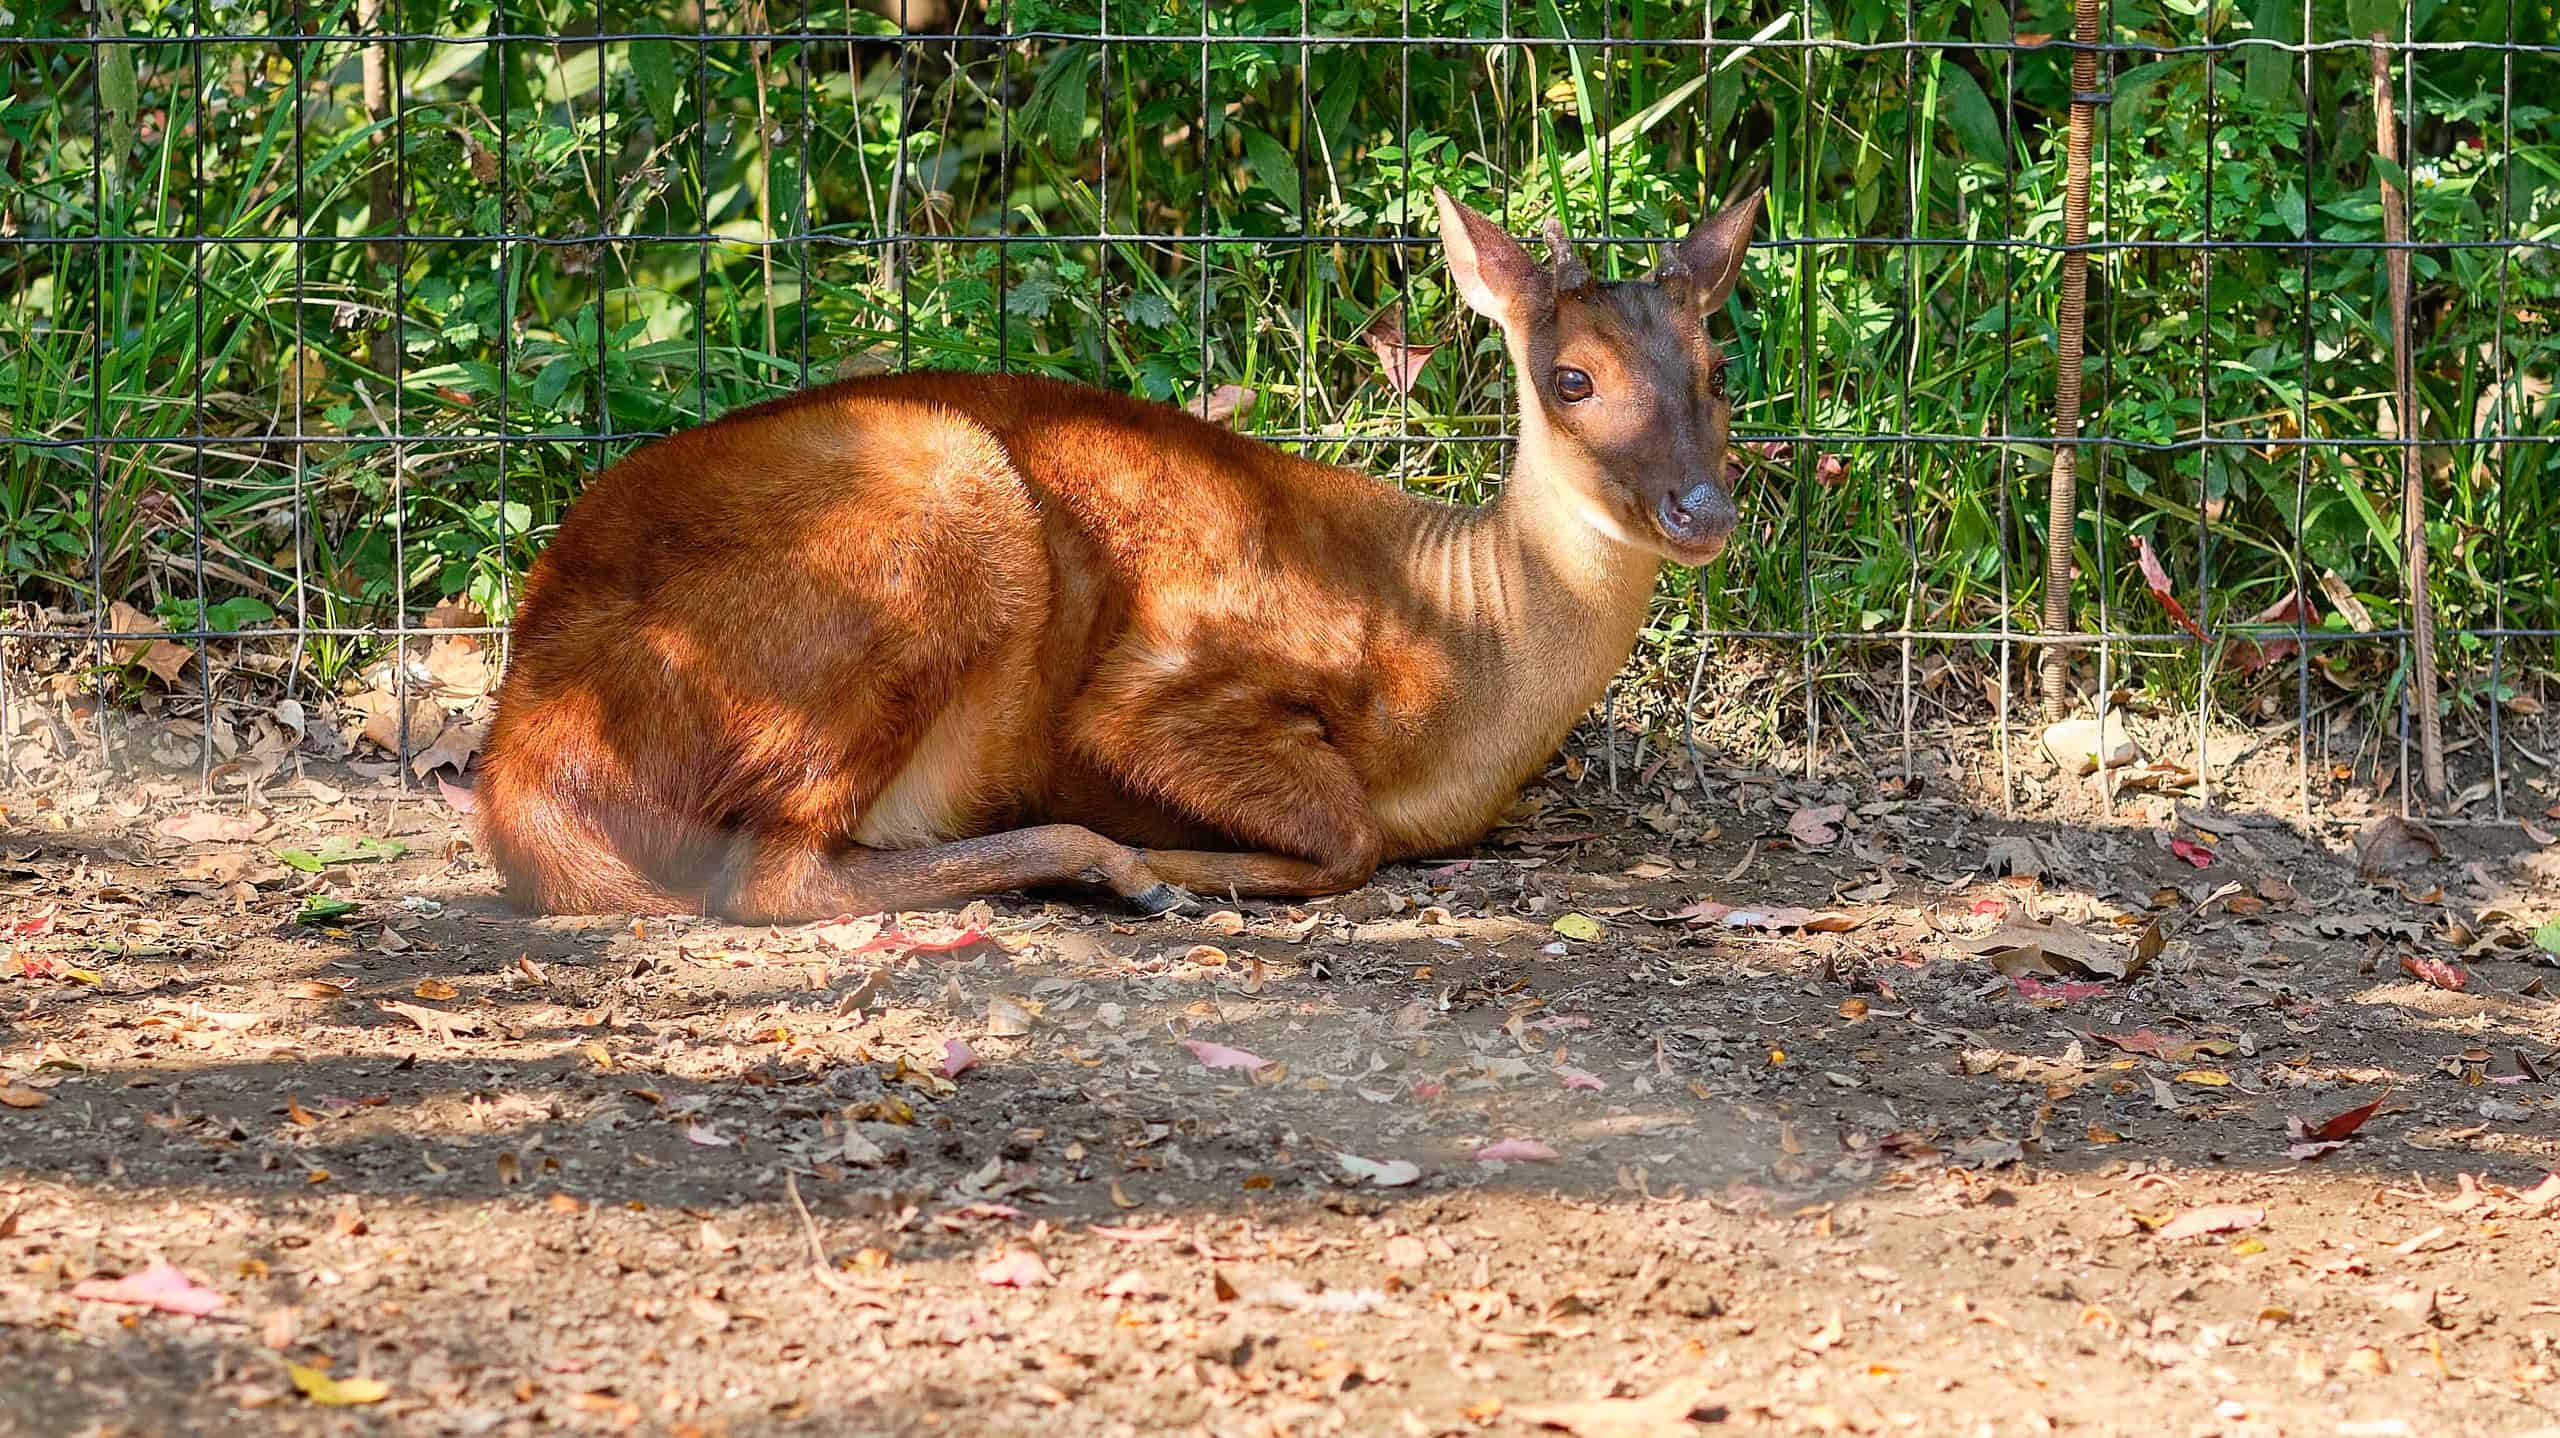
top-left (296, 896), bottom-right (359, 924)
top-left (1240, 125), bottom-right (1300, 214)
top-left (1939, 64), bottom-right (2004, 165)
top-left (629, 41), bottom-right (680, 130)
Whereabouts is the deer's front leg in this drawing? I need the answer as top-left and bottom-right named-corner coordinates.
top-left (1069, 662), bottom-right (1383, 901)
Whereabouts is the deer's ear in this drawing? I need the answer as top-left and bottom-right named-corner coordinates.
top-left (1435, 188), bottom-right (1547, 327)
top-left (1660, 187), bottom-right (1762, 314)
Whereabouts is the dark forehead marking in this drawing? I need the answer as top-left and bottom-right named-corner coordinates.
top-left (1571, 280), bottom-right (1709, 381)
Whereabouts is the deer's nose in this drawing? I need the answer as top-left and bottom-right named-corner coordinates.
top-left (1666, 480), bottom-right (1737, 540)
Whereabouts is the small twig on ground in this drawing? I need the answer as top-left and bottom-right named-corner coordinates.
top-left (784, 1172), bottom-right (847, 1293)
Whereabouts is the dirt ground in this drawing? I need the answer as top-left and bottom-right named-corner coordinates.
top-left (4, 722), bottom-right (2559, 1438)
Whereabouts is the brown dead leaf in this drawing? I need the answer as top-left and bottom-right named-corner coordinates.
top-left (1519, 1375), bottom-right (1721, 1436)
top-left (2356, 815), bottom-right (2443, 880)
top-left (0, 1084), bottom-right (49, 1109)
top-left (412, 978), bottom-right (459, 1001)
top-left (1786, 804), bottom-right (1846, 848)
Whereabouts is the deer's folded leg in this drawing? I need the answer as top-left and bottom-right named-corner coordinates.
top-left (1070, 662), bottom-right (1385, 902)
top-left (705, 823), bottom-right (1174, 925)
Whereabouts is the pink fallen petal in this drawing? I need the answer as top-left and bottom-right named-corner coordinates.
top-left (939, 1038), bottom-right (979, 1079)
top-left (2010, 976), bottom-right (2109, 1004)
top-left (1181, 1039), bottom-right (1269, 1072)
top-left (1475, 1138), bottom-right (1560, 1163)
top-left (1555, 1066), bottom-right (1607, 1092)
top-left (435, 774), bottom-right (479, 814)
top-left (859, 924), bottom-right (992, 955)
top-left (2168, 837), bottom-right (2214, 868)
top-left (70, 1262), bottom-right (227, 1317)
top-left (2154, 1205), bottom-right (2264, 1242)
top-left (976, 1249), bottom-right (1051, 1288)
top-left (1088, 1220), bottom-right (1182, 1244)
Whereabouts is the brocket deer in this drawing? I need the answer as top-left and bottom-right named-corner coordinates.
top-left (476, 186), bottom-right (1761, 923)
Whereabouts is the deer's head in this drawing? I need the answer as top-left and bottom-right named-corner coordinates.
top-left (1434, 186), bottom-right (1762, 567)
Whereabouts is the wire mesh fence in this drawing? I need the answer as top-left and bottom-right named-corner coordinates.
top-left (1, 0), bottom-right (2554, 828)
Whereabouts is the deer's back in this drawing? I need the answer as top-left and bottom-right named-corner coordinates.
top-left (494, 373), bottom-right (1453, 849)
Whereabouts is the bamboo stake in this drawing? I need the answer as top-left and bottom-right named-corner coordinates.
top-left (2371, 33), bottom-right (2444, 801)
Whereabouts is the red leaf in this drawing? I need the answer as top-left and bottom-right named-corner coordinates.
top-left (70, 1262), bottom-right (228, 1317)
top-left (2133, 535), bottom-right (2209, 643)
top-left (8, 906), bottom-right (57, 939)
top-left (2398, 955), bottom-right (2468, 991)
top-left (938, 1039), bottom-right (979, 1079)
top-left (2229, 588), bottom-right (2315, 675)
top-left (2168, 838), bottom-right (2214, 868)
top-left (2287, 1089), bottom-right (2389, 1147)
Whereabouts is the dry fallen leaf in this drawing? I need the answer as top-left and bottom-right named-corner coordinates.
top-left (2287, 1089), bottom-right (2389, 1159)
top-left (2154, 1205), bottom-right (2265, 1242)
top-left (287, 1362), bottom-right (388, 1406)
top-left (154, 810), bottom-right (260, 844)
top-left (0, 1084), bottom-right (49, 1109)
top-left (1519, 1375), bottom-right (1720, 1437)
top-left (412, 978), bottom-right (458, 1001)
top-left (2396, 954), bottom-right (2468, 991)
top-left (2357, 815), bottom-right (2444, 880)
top-left (1476, 1137), bottom-right (1561, 1163)
top-left (976, 1249), bottom-right (1051, 1288)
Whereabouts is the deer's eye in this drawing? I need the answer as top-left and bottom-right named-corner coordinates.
top-left (1708, 363), bottom-right (1729, 400)
top-left (1554, 367), bottom-right (1594, 403)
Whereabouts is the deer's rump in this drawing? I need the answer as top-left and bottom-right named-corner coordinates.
top-left (475, 393), bottom-right (1056, 916)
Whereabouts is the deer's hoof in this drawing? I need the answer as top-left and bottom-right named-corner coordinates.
top-left (1126, 882), bottom-right (1191, 917)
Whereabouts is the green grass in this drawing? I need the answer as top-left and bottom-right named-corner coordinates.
top-left (1, 0), bottom-right (2554, 724)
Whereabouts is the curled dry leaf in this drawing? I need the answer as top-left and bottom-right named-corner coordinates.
top-left (70, 1262), bottom-right (227, 1317)
top-left (1185, 384), bottom-right (1256, 425)
top-left (2168, 837), bottom-right (2214, 868)
top-left (1359, 304), bottom-right (1437, 396)
top-left (2134, 534), bottom-right (2209, 642)
top-left (2229, 588), bottom-right (2315, 675)
top-left (1180, 1038), bottom-right (1269, 1072)
top-left (2288, 1090), bottom-right (2389, 1154)
top-left (976, 1248), bottom-right (1051, 1288)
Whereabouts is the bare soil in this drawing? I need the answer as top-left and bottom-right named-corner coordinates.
top-left (4, 735), bottom-right (2559, 1438)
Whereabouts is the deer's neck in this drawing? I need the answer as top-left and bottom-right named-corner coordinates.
top-left (1373, 433), bottom-right (1660, 847)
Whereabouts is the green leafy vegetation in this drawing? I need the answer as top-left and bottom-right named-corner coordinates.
top-left (2, 0), bottom-right (2553, 721)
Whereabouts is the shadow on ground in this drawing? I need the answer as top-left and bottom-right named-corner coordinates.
top-left (3, 750), bottom-right (2558, 1436)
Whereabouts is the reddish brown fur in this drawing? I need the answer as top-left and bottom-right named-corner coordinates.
top-left (477, 190), bottom-right (1762, 923)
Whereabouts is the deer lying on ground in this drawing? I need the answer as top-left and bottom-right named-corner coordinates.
top-left (476, 186), bottom-right (1761, 924)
